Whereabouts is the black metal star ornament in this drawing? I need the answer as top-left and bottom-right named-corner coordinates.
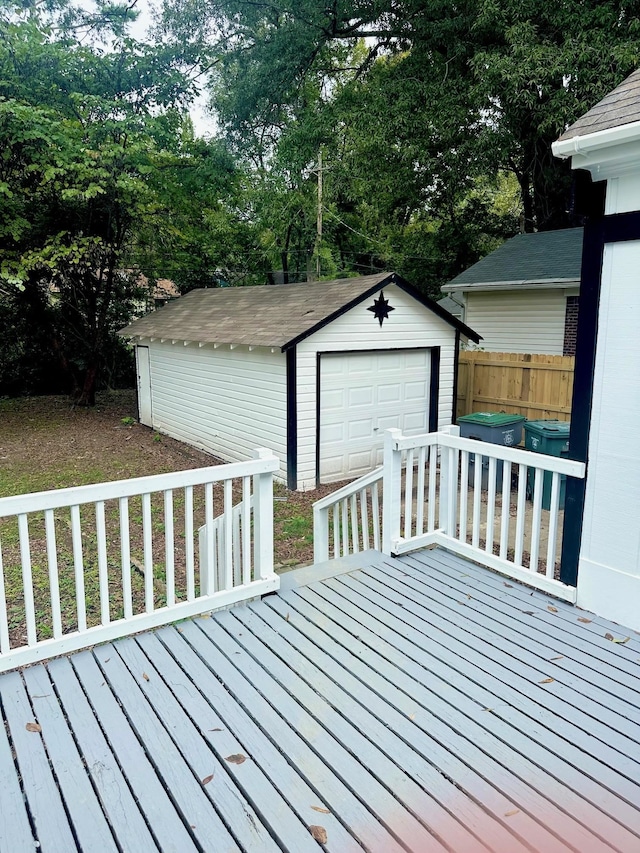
top-left (367, 290), bottom-right (395, 327)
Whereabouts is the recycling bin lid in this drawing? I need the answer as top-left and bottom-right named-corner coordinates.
top-left (458, 412), bottom-right (526, 426)
top-left (524, 419), bottom-right (571, 436)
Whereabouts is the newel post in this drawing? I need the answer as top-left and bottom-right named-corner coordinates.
top-left (313, 503), bottom-right (329, 564)
top-left (439, 425), bottom-right (460, 535)
top-left (253, 448), bottom-right (275, 579)
top-left (382, 428), bottom-right (403, 555)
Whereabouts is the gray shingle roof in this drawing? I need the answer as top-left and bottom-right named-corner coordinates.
top-left (557, 69), bottom-right (640, 141)
top-left (442, 228), bottom-right (583, 291)
top-left (437, 295), bottom-right (464, 317)
top-left (119, 271), bottom-right (480, 348)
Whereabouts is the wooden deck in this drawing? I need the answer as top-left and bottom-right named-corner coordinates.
top-left (1, 547), bottom-right (639, 853)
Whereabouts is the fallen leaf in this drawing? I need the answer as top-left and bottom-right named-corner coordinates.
top-left (25, 722), bottom-right (41, 733)
top-left (549, 656), bottom-right (564, 661)
top-left (504, 809), bottom-right (520, 817)
top-left (309, 825), bottom-right (328, 844)
top-left (613, 637), bottom-right (630, 644)
top-left (409, 713), bottom-right (416, 721)
top-left (482, 708), bottom-right (494, 713)
top-left (286, 612), bottom-right (290, 621)
top-left (539, 678), bottom-right (554, 684)
top-left (547, 605), bottom-right (558, 613)
top-left (225, 754), bottom-right (246, 765)
top-left (201, 774), bottom-right (214, 785)
top-left (503, 583), bottom-right (513, 588)
top-left (577, 617), bottom-right (591, 624)
top-left (311, 806), bottom-right (331, 814)
top-left (605, 633), bottom-right (614, 641)
top-left (142, 672), bottom-right (150, 682)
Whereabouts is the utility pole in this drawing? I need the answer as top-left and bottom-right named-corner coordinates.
top-left (315, 148), bottom-right (323, 280)
top-left (310, 148), bottom-right (329, 281)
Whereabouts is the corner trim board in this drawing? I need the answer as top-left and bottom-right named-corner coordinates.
top-left (286, 347), bottom-right (297, 490)
top-left (561, 208), bottom-right (640, 585)
top-left (429, 347), bottom-right (440, 432)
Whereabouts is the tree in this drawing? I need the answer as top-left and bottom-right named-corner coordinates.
top-left (0, 1), bottom-right (199, 402)
top-left (159, 0), bottom-right (640, 233)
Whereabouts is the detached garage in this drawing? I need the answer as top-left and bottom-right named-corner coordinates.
top-left (119, 272), bottom-right (480, 490)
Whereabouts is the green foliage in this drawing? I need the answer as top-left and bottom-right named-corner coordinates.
top-left (0, 0), bottom-right (251, 401)
top-left (159, 0), bottom-right (640, 265)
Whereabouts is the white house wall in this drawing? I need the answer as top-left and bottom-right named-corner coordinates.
top-left (145, 343), bottom-right (288, 480)
top-left (295, 284), bottom-right (456, 490)
top-left (577, 240), bottom-right (640, 630)
top-left (464, 290), bottom-right (568, 354)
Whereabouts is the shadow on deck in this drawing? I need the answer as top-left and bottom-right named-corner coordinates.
top-left (1, 547), bottom-right (639, 853)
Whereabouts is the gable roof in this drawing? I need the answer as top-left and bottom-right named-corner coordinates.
top-left (119, 271), bottom-right (480, 349)
top-left (556, 69), bottom-right (640, 142)
top-left (442, 228), bottom-right (583, 293)
top-left (437, 295), bottom-right (464, 317)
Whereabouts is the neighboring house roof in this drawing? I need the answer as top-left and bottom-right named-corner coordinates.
top-left (119, 271), bottom-right (481, 349)
top-left (442, 228), bottom-right (583, 293)
top-left (556, 69), bottom-right (640, 142)
top-left (437, 295), bottom-right (464, 318)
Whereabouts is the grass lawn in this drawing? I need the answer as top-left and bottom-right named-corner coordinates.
top-left (0, 391), bottom-right (336, 646)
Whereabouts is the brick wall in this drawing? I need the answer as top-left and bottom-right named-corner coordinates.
top-left (563, 296), bottom-right (579, 356)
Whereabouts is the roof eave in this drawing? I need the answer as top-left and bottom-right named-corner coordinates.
top-left (553, 120), bottom-right (640, 160)
top-left (442, 278), bottom-right (580, 293)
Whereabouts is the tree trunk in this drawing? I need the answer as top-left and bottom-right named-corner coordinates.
top-left (75, 360), bottom-right (99, 406)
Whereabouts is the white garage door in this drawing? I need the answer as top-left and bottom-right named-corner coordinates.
top-left (319, 349), bottom-right (431, 483)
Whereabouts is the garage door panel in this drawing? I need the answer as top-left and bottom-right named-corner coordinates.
top-left (403, 412), bottom-right (428, 432)
top-left (322, 388), bottom-right (346, 411)
top-left (348, 387), bottom-right (374, 407)
top-left (404, 380), bottom-right (428, 401)
top-left (377, 353), bottom-right (404, 371)
top-left (322, 423), bottom-right (345, 443)
top-left (347, 418), bottom-right (375, 440)
top-left (377, 384), bottom-right (402, 404)
top-left (320, 348), bottom-right (432, 483)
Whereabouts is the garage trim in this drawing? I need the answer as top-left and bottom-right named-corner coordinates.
top-left (286, 347), bottom-right (298, 490)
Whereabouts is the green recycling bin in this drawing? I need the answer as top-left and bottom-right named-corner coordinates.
top-left (458, 412), bottom-right (526, 489)
top-left (524, 419), bottom-right (570, 510)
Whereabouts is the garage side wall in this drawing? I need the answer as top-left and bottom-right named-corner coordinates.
top-left (145, 343), bottom-right (288, 480)
top-left (295, 284), bottom-right (457, 489)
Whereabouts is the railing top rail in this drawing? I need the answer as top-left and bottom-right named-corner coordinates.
top-left (313, 466), bottom-right (384, 511)
top-left (0, 455), bottom-right (279, 518)
top-left (393, 431), bottom-right (586, 478)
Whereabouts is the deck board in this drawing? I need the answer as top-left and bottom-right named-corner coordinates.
top-left (0, 546), bottom-right (639, 853)
top-left (291, 578), bottom-right (630, 852)
top-left (275, 581), bottom-right (640, 830)
top-left (369, 558), bottom-right (640, 718)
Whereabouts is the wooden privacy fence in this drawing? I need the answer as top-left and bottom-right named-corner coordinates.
top-left (457, 351), bottom-right (575, 422)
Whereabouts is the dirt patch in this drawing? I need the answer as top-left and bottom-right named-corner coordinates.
top-left (0, 391), bottom-right (334, 568)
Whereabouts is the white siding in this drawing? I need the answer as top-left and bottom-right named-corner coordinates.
top-left (604, 172), bottom-right (640, 215)
top-left (578, 240), bottom-right (640, 629)
top-left (147, 343), bottom-right (287, 480)
top-left (464, 290), bottom-right (567, 355)
top-left (295, 284), bottom-right (457, 489)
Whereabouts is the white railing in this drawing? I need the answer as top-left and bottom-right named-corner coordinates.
top-left (313, 428), bottom-right (586, 601)
top-left (0, 449), bottom-right (279, 672)
top-left (313, 467), bottom-right (383, 563)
